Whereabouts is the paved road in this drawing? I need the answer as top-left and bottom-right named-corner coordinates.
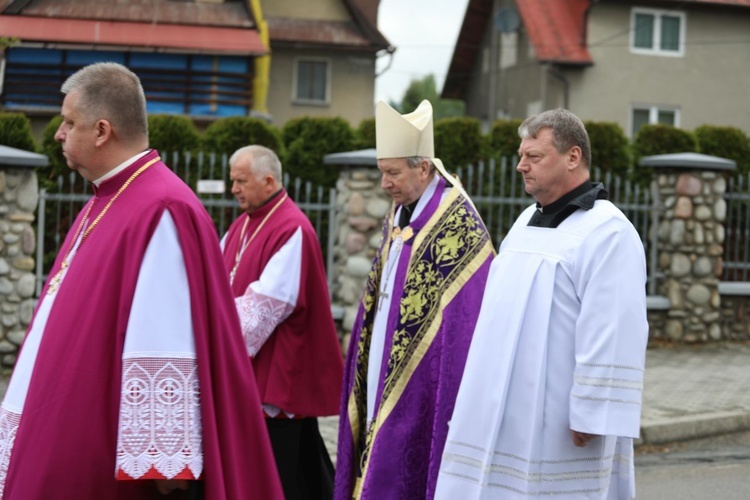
top-left (635, 431), bottom-right (750, 499)
top-left (320, 415), bottom-right (339, 465)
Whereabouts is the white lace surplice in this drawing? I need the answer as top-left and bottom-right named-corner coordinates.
top-left (116, 211), bottom-right (202, 480)
top-left (234, 227), bottom-right (301, 358)
top-left (234, 227), bottom-right (301, 418)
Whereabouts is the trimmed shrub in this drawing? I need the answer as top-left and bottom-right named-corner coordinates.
top-left (202, 116), bottom-right (285, 160)
top-left (38, 116), bottom-right (66, 189)
top-left (488, 118), bottom-right (523, 161)
top-left (632, 124), bottom-right (698, 186)
top-left (584, 121), bottom-right (631, 177)
top-left (282, 117), bottom-right (356, 188)
top-left (695, 124), bottom-right (750, 177)
top-left (633, 124), bottom-right (698, 159)
top-left (281, 116), bottom-right (317, 150)
top-left (354, 117), bottom-right (376, 150)
top-left (434, 116), bottom-right (486, 171)
top-left (0, 112), bottom-right (36, 152)
top-left (148, 114), bottom-right (201, 157)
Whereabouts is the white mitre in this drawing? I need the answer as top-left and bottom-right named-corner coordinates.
top-left (375, 99), bottom-right (470, 200)
top-left (375, 99), bottom-right (435, 159)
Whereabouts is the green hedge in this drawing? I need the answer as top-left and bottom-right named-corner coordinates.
top-left (695, 125), bottom-right (750, 177)
top-left (584, 121), bottom-right (631, 177)
top-left (632, 124), bottom-right (698, 186)
top-left (489, 118), bottom-right (523, 161)
top-left (38, 116), bottom-right (66, 189)
top-left (148, 114), bottom-right (201, 156)
top-left (0, 112), bottom-right (36, 152)
top-left (434, 116), bottom-right (485, 171)
top-left (282, 116), bottom-right (356, 188)
top-left (30, 112), bottom-right (750, 189)
top-left (354, 117), bottom-right (376, 150)
top-left (633, 124), bottom-right (698, 159)
top-left (201, 116), bottom-right (285, 161)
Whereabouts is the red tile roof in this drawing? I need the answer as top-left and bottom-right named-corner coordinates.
top-left (0, 15), bottom-right (266, 54)
top-left (2, 0), bottom-right (254, 27)
top-left (1, 0), bottom-right (390, 54)
top-left (443, 0), bottom-right (750, 99)
top-left (517, 0), bottom-right (592, 65)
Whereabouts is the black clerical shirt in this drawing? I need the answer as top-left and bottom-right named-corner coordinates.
top-left (527, 181), bottom-right (609, 228)
top-left (398, 199), bottom-right (420, 228)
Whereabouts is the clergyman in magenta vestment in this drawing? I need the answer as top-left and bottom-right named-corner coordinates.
top-left (0, 150), bottom-right (283, 499)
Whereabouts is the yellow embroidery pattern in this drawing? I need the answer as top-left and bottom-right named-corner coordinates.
top-left (347, 190), bottom-right (494, 492)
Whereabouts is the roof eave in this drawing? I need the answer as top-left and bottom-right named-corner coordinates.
top-left (341, 0), bottom-right (393, 49)
top-left (0, 14), bottom-right (267, 55)
top-left (271, 39), bottom-right (385, 54)
top-left (538, 58), bottom-right (593, 67)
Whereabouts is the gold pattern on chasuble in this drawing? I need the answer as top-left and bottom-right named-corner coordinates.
top-left (348, 210), bottom-right (392, 458)
top-left (348, 193), bottom-right (491, 490)
top-left (380, 199), bottom-right (488, 405)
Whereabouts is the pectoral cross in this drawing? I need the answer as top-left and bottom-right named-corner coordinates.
top-left (229, 263), bottom-right (239, 285)
top-left (46, 261), bottom-right (68, 296)
top-left (377, 290), bottom-right (389, 311)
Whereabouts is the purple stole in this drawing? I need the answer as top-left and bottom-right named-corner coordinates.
top-left (335, 177), bottom-right (495, 499)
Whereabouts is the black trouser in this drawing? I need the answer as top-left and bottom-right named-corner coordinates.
top-left (266, 418), bottom-right (334, 500)
top-left (156, 481), bottom-right (203, 500)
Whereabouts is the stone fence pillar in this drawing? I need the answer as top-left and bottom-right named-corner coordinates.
top-left (641, 152), bottom-right (735, 342)
top-left (324, 149), bottom-right (390, 353)
top-left (0, 146), bottom-right (45, 369)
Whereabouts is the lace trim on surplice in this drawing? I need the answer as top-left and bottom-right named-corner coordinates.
top-left (116, 356), bottom-right (202, 480)
top-left (0, 405), bottom-right (21, 497)
top-left (235, 289), bottom-right (294, 358)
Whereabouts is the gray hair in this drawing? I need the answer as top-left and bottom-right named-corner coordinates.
top-left (61, 62), bottom-right (148, 143)
top-left (229, 145), bottom-right (282, 181)
top-left (518, 108), bottom-right (591, 168)
top-left (405, 156), bottom-right (436, 172)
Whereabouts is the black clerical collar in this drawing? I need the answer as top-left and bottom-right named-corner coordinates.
top-left (528, 181), bottom-right (608, 228)
top-left (398, 198), bottom-right (420, 228)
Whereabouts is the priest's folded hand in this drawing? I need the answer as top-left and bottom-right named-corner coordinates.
top-left (571, 430), bottom-right (598, 447)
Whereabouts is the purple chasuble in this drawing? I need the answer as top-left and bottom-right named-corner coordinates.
top-left (335, 177), bottom-right (495, 499)
top-left (0, 150), bottom-right (283, 499)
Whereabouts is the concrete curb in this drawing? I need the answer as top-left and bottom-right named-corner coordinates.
top-left (638, 410), bottom-right (750, 446)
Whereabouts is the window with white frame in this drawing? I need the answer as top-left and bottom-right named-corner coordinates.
top-left (630, 8), bottom-right (685, 56)
top-left (294, 58), bottom-right (330, 104)
top-left (631, 105), bottom-right (680, 137)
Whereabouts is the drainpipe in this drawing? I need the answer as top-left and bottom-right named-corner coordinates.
top-left (249, 0), bottom-right (270, 116)
top-left (487, 0), bottom-right (500, 131)
top-left (546, 63), bottom-right (569, 109)
top-left (375, 45), bottom-right (397, 77)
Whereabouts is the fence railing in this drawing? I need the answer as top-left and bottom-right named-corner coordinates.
top-left (32, 153), bottom-right (750, 297)
top-left (458, 158), bottom-right (658, 292)
top-left (35, 152), bottom-right (337, 296)
top-left (724, 172), bottom-right (750, 281)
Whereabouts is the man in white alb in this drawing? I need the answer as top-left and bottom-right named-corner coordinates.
top-left (436, 108), bottom-right (649, 499)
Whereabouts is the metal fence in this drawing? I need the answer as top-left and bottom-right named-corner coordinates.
top-left (458, 157), bottom-right (659, 293)
top-left (32, 153), bottom-right (750, 297)
top-left (724, 172), bottom-right (750, 281)
top-left (35, 152), bottom-right (337, 296)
